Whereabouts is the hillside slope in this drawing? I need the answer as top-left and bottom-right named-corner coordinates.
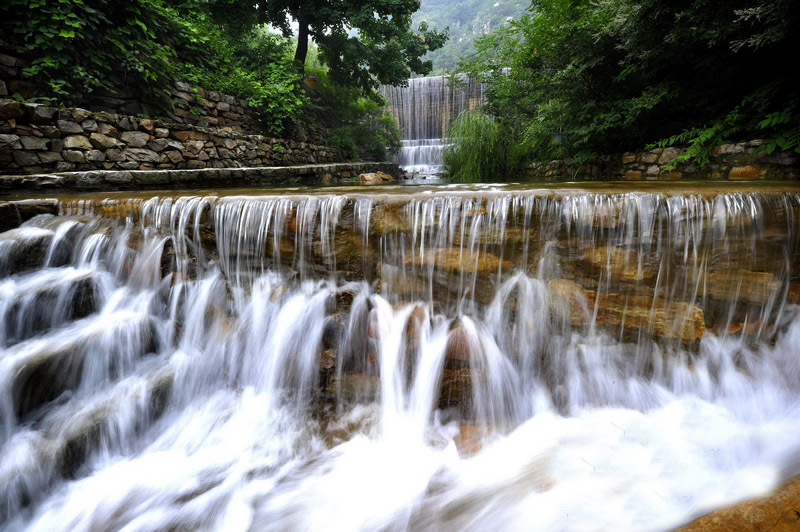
top-left (413, 0), bottom-right (529, 73)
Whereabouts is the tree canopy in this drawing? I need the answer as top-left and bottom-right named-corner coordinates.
top-left (450, 0), bottom-right (800, 176)
top-left (257, 0), bottom-right (447, 92)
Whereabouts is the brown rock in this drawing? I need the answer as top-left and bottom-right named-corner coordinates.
top-left (38, 151), bottom-right (63, 164)
top-left (12, 151), bottom-right (41, 166)
top-left (0, 99), bottom-right (24, 120)
top-left (445, 326), bottom-right (473, 362)
top-left (85, 150), bottom-right (105, 162)
top-left (359, 171), bottom-right (395, 184)
top-left (454, 424), bottom-right (489, 456)
top-left (705, 270), bottom-right (779, 304)
top-left (165, 150), bottom-right (184, 164)
top-left (172, 130), bottom-right (210, 142)
top-left (19, 136), bottom-right (49, 150)
top-left (120, 131), bottom-right (150, 148)
top-left (139, 119), bottom-right (154, 132)
top-left (97, 123), bottom-right (118, 137)
top-left (57, 120), bottom-right (83, 134)
top-left (729, 165), bottom-right (765, 180)
top-left (677, 475), bottom-right (800, 532)
top-left (547, 279), bottom-right (590, 327)
top-left (594, 293), bottom-right (706, 343)
top-left (789, 284), bottom-right (800, 304)
top-left (438, 368), bottom-right (474, 410)
top-left (89, 132), bottom-right (120, 149)
top-left (62, 150), bottom-right (85, 163)
top-left (624, 170), bottom-right (643, 180)
top-left (69, 108), bottom-right (91, 122)
top-left (325, 374), bottom-right (380, 401)
top-left (63, 135), bottom-right (92, 150)
top-left (584, 246), bottom-right (654, 281)
top-left (406, 248), bottom-right (512, 274)
top-left (658, 147), bottom-right (680, 164)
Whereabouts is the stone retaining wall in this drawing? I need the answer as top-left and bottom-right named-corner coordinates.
top-left (0, 163), bottom-right (401, 192)
top-left (528, 141), bottom-right (799, 181)
top-left (0, 99), bottom-right (341, 175)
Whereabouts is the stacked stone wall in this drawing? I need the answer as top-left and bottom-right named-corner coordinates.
top-left (0, 100), bottom-right (340, 175)
top-left (528, 142), bottom-right (799, 181)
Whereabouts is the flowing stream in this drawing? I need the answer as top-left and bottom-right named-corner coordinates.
top-left (1, 185), bottom-right (799, 531)
top-left (380, 76), bottom-right (485, 175)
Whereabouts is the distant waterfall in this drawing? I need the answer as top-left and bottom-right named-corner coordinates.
top-left (381, 75), bottom-right (485, 174)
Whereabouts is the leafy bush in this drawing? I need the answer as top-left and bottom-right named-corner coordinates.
top-left (175, 27), bottom-right (307, 135)
top-left (327, 128), bottom-right (359, 160)
top-left (1, 0), bottom-right (205, 103)
top-left (301, 61), bottom-right (402, 161)
top-left (444, 110), bottom-right (519, 182)
top-left (455, 0), bottom-right (800, 166)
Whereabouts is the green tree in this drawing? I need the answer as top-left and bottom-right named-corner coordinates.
top-left (259, 0), bottom-right (447, 93)
top-left (452, 0), bottom-right (800, 171)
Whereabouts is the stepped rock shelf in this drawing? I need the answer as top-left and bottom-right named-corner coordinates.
top-left (0, 162), bottom-right (401, 192)
top-left (1, 182), bottom-right (800, 531)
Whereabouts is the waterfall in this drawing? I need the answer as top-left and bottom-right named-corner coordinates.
top-left (1, 187), bottom-right (799, 531)
top-left (380, 76), bottom-right (485, 175)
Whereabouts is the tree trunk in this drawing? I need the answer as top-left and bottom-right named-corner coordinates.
top-left (294, 17), bottom-right (309, 68)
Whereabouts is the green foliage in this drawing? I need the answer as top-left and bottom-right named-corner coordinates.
top-left (327, 129), bottom-right (359, 161)
top-left (443, 110), bottom-right (519, 182)
top-left (455, 0), bottom-right (800, 167)
top-left (259, 0), bottom-right (447, 94)
top-left (176, 27), bottom-right (307, 135)
top-left (1, 0), bottom-right (205, 103)
top-left (648, 109), bottom-right (745, 167)
top-left (757, 108), bottom-right (800, 155)
top-left (302, 64), bottom-right (402, 160)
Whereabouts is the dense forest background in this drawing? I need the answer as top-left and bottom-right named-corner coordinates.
top-left (445, 0), bottom-right (800, 181)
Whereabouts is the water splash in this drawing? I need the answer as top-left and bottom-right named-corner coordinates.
top-left (0, 188), bottom-right (798, 531)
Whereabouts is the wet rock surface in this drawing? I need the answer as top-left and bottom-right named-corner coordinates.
top-left (0, 162), bottom-right (402, 191)
top-left (676, 475), bottom-right (800, 531)
top-left (0, 188), bottom-right (798, 530)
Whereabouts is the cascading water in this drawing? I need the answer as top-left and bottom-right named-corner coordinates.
top-left (380, 76), bottom-right (485, 175)
top-left (1, 185), bottom-right (800, 531)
